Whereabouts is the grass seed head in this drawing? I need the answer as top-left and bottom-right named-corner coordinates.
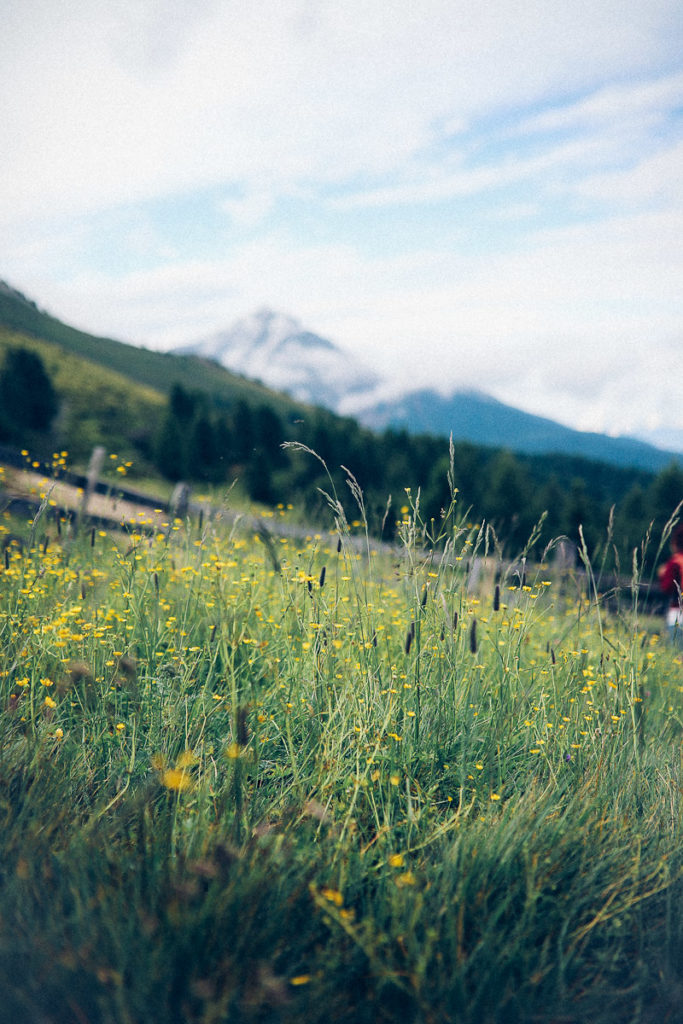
top-left (469, 618), bottom-right (478, 654)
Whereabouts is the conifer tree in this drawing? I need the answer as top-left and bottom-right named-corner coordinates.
top-left (155, 410), bottom-right (188, 481)
top-left (0, 346), bottom-right (58, 436)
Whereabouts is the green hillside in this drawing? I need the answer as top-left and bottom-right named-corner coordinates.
top-left (0, 281), bottom-right (298, 417)
top-left (0, 325), bottom-right (165, 464)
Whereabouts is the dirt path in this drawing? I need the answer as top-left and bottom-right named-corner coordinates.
top-left (1, 464), bottom-right (171, 531)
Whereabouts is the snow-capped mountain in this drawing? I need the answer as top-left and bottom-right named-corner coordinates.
top-left (176, 307), bottom-right (681, 472)
top-left (177, 308), bottom-right (381, 410)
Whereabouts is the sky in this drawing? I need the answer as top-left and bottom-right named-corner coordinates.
top-left (2, 0), bottom-right (682, 441)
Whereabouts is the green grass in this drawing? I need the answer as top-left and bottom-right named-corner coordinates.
top-left (1, 464), bottom-right (682, 1024)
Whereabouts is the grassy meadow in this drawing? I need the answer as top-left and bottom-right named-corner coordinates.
top-left (1, 452), bottom-right (683, 1024)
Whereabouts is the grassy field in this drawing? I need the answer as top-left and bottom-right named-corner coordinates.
top-left (1, 455), bottom-right (682, 1024)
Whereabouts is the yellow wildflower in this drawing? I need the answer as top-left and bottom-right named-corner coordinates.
top-left (161, 769), bottom-right (193, 792)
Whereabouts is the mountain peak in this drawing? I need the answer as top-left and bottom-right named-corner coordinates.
top-left (177, 309), bottom-right (380, 408)
top-left (174, 305), bottom-right (680, 472)
top-left (245, 307), bottom-right (303, 339)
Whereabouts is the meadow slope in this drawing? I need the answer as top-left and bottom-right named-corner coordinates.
top-left (1, 471), bottom-right (682, 1024)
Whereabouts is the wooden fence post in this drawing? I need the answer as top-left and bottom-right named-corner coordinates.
top-left (76, 445), bottom-right (105, 534)
top-left (170, 482), bottom-right (191, 520)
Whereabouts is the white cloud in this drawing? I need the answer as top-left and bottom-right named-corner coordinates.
top-left (575, 138), bottom-right (683, 205)
top-left (331, 134), bottom-right (629, 211)
top-left (220, 189), bottom-right (276, 228)
top-left (22, 191), bottom-right (680, 435)
top-left (516, 71), bottom-right (683, 136)
top-left (2, 0), bottom-right (681, 226)
top-left (334, 66), bottom-right (683, 212)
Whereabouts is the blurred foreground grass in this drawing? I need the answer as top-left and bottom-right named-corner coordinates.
top-left (1, 466), bottom-right (682, 1024)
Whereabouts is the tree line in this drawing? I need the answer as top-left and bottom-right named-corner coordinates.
top-left (155, 383), bottom-right (682, 568)
top-left (1, 344), bottom-right (680, 568)
top-left (0, 346), bottom-right (58, 440)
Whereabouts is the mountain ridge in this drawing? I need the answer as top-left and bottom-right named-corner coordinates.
top-left (351, 386), bottom-right (677, 470)
top-left (0, 283), bottom-right (301, 418)
top-left (178, 307), bottom-right (681, 474)
top-left (1, 279), bottom-right (680, 475)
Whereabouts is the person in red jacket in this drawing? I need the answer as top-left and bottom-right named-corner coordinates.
top-left (658, 523), bottom-right (683, 646)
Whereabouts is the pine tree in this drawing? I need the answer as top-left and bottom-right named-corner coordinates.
top-left (190, 414), bottom-right (220, 482)
top-left (155, 411), bottom-right (188, 481)
top-left (0, 347), bottom-right (58, 436)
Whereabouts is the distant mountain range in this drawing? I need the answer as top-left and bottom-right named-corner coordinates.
top-left (179, 309), bottom-right (682, 474)
top-left (0, 277), bottom-right (679, 475)
top-left (633, 425), bottom-right (683, 454)
top-left (349, 387), bottom-right (683, 470)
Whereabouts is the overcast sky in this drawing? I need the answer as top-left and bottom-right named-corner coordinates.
top-left (2, 0), bottom-right (682, 438)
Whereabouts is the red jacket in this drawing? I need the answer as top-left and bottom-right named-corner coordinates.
top-left (659, 553), bottom-right (683, 608)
